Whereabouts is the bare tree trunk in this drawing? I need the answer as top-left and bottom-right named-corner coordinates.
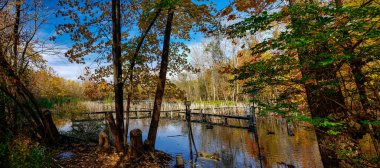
top-left (105, 113), bottom-right (123, 152)
top-left (145, 7), bottom-right (175, 151)
top-left (212, 71), bottom-right (216, 101)
top-left (13, 0), bottom-right (20, 71)
top-left (204, 74), bottom-right (209, 100)
top-left (235, 56), bottom-right (239, 102)
top-left (111, 0), bottom-right (124, 153)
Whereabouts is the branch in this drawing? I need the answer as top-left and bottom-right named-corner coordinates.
top-left (0, 0), bottom-right (8, 11)
top-left (361, 0), bottom-right (375, 7)
top-left (122, 6), bottom-right (162, 85)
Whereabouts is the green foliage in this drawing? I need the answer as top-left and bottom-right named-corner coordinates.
top-left (52, 101), bottom-right (88, 119)
top-left (230, 3), bottom-right (380, 88)
top-left (227, 2), bottom-right (380, 128)
top-left (0, 143), bottom-right (9, 167)
top-left (370, 156), bottom-right (380, 164)
top-left (361, 120), bottom-right (380, 126)
top-left (289, 115), bottom-right (346, 135)
top-left (0, 138), bottom-right (52, 168)
top-left (103, 96), bottom-right (113, 104)
top-left (337, 149), bottom-right (354, 160)
top-left (38, 97), bottom-right (82, 109)
top-left (192, 100), bottom-right (239, 106)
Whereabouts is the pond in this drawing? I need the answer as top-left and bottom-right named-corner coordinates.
top-left (56, 117), bottom-right (323, 168)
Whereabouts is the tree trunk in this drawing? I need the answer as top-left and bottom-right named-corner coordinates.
top-left (350, 60), bottom-right (371, 115)
top-left (13, 0), bottom-right (20, 71)
top-left (301, 65), bottom-right (349, 167)
top-left (287, 0), bottom-right (360, 167)
top-left (338, 0), bottom-right (380, 159)
top-left (105, 113), bottom-right (124, 152)
top-left (43, 110), bottom-right (59, 139)
top-left (145, 7), bottom-right (175, 151)
top-left (124, 6), bottom-right (162, 149)
top-left (111, 0), bottom-right (124, 153)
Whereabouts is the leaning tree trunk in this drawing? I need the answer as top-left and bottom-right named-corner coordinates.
top-left (105, 113), bottom-right (124, 152)
top-left (0, 52), bottom-right (59, 143)
top-left (351, 60), bottom-right (370, 115)
top-left (111, 0), bottom-right (124, 153)
top-left (145, 7), bottom-right (175, 151)
top-left (124, 6), bottom-right (162, 149)
top-left (349, 60), bottom-right (379, 156)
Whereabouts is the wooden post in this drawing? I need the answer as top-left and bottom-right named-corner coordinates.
top-left (252, 105), bottom-right (256, 123)
top-left (175, 154), bottom-right (184, 168)
top-left (130, 129), bottom-right (143, 157)
top-left (202, 113), bottom-right (206, 123)
top-left (248, 115), bottom-right (252, 131)
top-left (286, 119), bottom-right (294, 136)
top-left (224, 117), bottom-right (228, 126)
top-left (248, 114), bottom-right (255, 132)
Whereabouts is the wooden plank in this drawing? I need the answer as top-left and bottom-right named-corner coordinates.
top-left (82, 111), bottom-right (249, 120)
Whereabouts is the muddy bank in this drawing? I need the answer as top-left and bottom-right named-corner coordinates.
top-left (54, 136), bottom-right (171, 168)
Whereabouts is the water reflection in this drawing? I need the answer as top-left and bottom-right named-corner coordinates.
top-left (57, 117), bottom-right (322, 168)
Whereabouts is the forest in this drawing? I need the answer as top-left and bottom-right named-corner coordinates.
top-left (0, 0), bottom-right (379, 167)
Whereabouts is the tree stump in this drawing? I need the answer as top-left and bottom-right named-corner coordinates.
top-left (130, 129), bottom-right (143, 157)
top-left (98, 130), bottom-right (110, 152)
top-left (43, 110), bottom-right (60, 140)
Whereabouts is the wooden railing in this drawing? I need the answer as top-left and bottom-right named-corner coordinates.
top-left (74, 106), bottom-right (257, 130)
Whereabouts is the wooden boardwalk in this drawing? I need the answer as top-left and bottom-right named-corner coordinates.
top-left (73, 106), bottom-right (257, 130)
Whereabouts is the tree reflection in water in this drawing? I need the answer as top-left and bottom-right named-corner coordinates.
top-left (58, 117), bottom-right (323, 167)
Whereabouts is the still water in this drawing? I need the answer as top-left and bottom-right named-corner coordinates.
top-left (57, 118), bottom-right (323, 168)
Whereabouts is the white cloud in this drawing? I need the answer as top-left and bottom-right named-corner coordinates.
top-left (35, 43), bottom-right (87, 81)
top-left (49, 63), bottom-right (87, 81)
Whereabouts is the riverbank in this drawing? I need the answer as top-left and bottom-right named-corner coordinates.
top-left (54, 136), bottom-right (172, 168)
top-left (0, 133), bottom-right (172, 168)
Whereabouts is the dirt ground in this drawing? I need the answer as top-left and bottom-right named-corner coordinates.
top-left (53, 137), bottom-right (172, 168)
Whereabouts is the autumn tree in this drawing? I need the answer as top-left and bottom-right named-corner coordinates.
top-left (228, 0), bottom-right (380, 166)
top-left (55, 0), bottom-right (143, 152)
top-left (142, 0), bottom-right (213, 150)
top-left (55, 0), bottom-right (203, 152)
top-left (144, 3), bottom-right (175, 151)
top-left (0, 0), bottom-right (59, 143)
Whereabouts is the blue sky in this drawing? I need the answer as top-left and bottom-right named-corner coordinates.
top-left (37, 0), bottom-right (231, 81)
